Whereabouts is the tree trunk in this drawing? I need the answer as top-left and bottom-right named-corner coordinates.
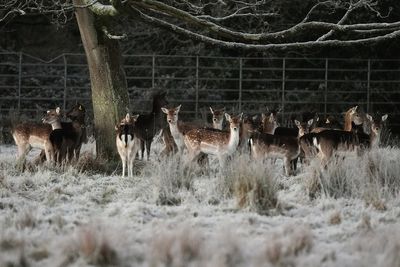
top-left (74, 1), bottom-right (129, 159)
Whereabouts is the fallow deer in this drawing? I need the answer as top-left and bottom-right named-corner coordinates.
top-left (41, 107), bottom-right (71, 163)
top-left (12, 103), bottom-right (86, 163)
top-left (116, 113), bottom-right (140, 177)
top-left (209, 106), bottom-right (225, 130)
top-left (184, 113), bottom-right (242, 167)
top-left (261, 112), bottom-right (278, 134)
top-left (311, 113), bottom-right (388, 163)
top-left (135, 91), bottom-right (168, 160)
top-left (161, 105), bottom-right (202, 153)
top-left (249, 119), bottom-right (313, 176)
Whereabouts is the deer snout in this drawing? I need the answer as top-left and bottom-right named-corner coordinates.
top-left (213, 118), bottom-right (217, 122)
top-left (233, 127), bottom-right (238, 131)
top-left (168, 119), bottom-right (172, 123)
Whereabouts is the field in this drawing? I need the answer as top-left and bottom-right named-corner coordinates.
top-left (1, 139), bottom-right (400, 267)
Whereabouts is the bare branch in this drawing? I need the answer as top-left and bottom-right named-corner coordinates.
top-left (129, 6), bottom-right (400, 51)
top-left (102, 26), bottom-right (127, 39)
top-left (79, 0), bottom-right (118, 16)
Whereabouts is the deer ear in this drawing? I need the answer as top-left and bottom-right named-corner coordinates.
top-left (56, 107), bottom-right (61, 114)
top-left (261, 113), bottom-right (266, 120)
top-left (79, 105), bottom-right (83, 111)
top-left (209, 107), bottom-right (214, 113)
top-left (366, 114), bottom-right (373, 122)
top-left (240, 112), bottom-right (243, 120)
top-left (269, 113), bottom-right (275, 122)
top-left (115, 125), bottom-right (118, 131)
top-left (382, 114), bottom-right (388, 122)
top-left (294, 120), bottom-right (301, 127)
top-left (326, 118), bottom-right (330, 124)
top-left (225, 113), bottom-right (231, 121)
top-left (307, 119), bottom-right (314, 126)
top-left (132, 114), bottom-right (139, 121)
top-left (125, 113), bottom-right (130, 121)
top-left (161, 107), bottom-right (168, 114)
top-left (47, 110), bottom-right (50, 114)
top-left (175, 105), bottom-right (181, 112)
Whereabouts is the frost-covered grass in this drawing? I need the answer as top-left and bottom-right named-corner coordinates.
top-left (1, 141), bottom-right (400, 266)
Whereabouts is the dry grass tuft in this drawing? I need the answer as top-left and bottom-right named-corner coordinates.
top-left (149, 226), bottom-right (203, 266)
top-left (78, 227), bottom-right (118, 265)
top-left (224, 155), bottom-right (279, 214)
top-left (262, 224), bottom-right (313, 265)
top-left (328, 210), bottom-right (342, 225)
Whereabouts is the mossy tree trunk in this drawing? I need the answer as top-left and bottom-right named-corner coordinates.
top-left (74, 1), bottom-right (129, 159)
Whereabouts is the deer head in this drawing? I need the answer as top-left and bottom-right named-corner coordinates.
top-left (161, 105), bottom-right (181, 124)
top-left (295, 119), bottom-right (313, 137)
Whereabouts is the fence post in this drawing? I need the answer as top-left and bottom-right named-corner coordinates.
top-left (63, 54), bottom-right (67, 111)
top-left (195, 56), bottom-right (199, 119)
top-left (18, 52), bottom-right (22, 115)
top-left (239, 58), bottom-right (242, 113)
top-left (324, 58), bottom-right (328, 116)
top-left (367, 59), bottom-right (371, 113)
top-left (281, 58), bottom-right (286, 122)
top-left (152, 54), bottom-right (155, 88)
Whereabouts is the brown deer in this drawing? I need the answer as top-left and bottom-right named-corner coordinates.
top-left (261, 111), bottom-right (278, 134)
top-left (116, 113), bottom-right (140, 177)
top-left (312, 113), bottom-right (388, 163)
top-left (249, 119), bottom-right (313, 176)
top-left (134, 91), bottom-right (168, 160)
top-left (184, 113), bottom-right (242, 167)
top-left (209, 106), bottom-right (225, 130)
top-left (12, 103), bottom-right (87, 163)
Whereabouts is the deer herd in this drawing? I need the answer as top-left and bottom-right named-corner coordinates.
top-left (10, 92), bottom-right (388, 177)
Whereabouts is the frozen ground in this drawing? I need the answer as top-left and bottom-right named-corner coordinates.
top-left (1, 140), bottom-right (400, 267)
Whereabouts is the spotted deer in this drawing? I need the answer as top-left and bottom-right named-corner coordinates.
top-left (161, 105), bottom-right (202, 153)
top-left (250, 119), bottom-right (313, 176)
top-left (184, 113), bottom-right (242, 167)
top-left (209, 106), bottom-right (225, 130)
top-left (115, 113), bottom-right (140, 177)
top-left (12, 103), bottom-right (87, 163)
top-left (312, 113), bottom-right (388, 163)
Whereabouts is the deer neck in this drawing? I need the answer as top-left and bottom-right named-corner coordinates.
top-left (227, 127), bottom-right (240, 152)
top-left (370, 131), bottom-right (380, 148)
top-left (51, 121), bottom-right (62, 130)
top-left (213, 120), bottom-right (223, 130)
top-left (263, 122), bottom-right (276, 134)
top-left (344, 113), bottom-right (353, 131)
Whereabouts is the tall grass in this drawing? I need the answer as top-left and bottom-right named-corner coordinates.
top-left (304, 147), bottom-right (400, 208)
top-left (220, 154), bottom-right (280, 214)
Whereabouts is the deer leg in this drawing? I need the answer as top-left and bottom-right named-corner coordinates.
top-left (145, 139), bottom-right (151, 161)
top-left (284, 157), bottom-right (292, 176)
top-left (17, 143), bottom-right (31, 161)
top-left (140, 139), bottom-right (145, 160)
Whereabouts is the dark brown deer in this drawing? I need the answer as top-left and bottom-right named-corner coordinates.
top-left (134, 91), bottom-right (168, 160)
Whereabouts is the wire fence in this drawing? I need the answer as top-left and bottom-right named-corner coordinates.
top-left (0, 52), bottom-right (399, 133)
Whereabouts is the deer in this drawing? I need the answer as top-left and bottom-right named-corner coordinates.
top-left (209, 106), bottom-right (225, 130)
top-left (184, 113), bottom-right (242, 167)
top-left (312, 113), bottom-right (388, 164)
top-left (249, 118), bottom-right (313, 176)
top-left (134, 91), bottom-right (168, 160)
top-left (116, 113), bottom-right (140, 177)
top-left (261, 111), bottom-right (279, 134)
top-left (161, 105), bottom-right (203, 153)
top-left (41, 107), bottom-right (72, 164)
top-left (12, 103), bottom-right (87, 163)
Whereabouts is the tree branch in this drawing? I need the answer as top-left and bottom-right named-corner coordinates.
top-left (129, 6), bottom-right (400, 51)
top-left (80, 0), bottom-right (119, 16)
